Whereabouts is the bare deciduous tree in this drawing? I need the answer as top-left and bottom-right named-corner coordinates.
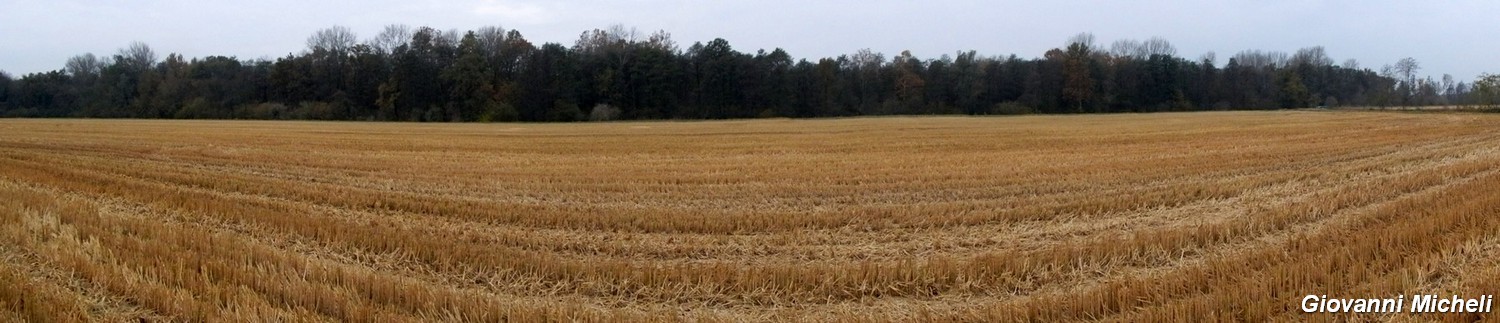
top-left (848, 48), bottom-right (884, 71)
top-left (1111, 37), bottom-right (1175, 58)
top-left (1110, 39), bottom-right (1141, 58)
top-left (1267, 51), bottom-right (1288, 68)
top-left (1291, 46), bottom-right (1332, 66)
top-left (606, 24), bottom-right (639, 44)
top-left (1394, 57), bottom-right (1420, 85)
top-left (1234, 50), bottom-right (1272, 69)
top-left (117, 41), bottom-right (157, 71)
top-left (307, 26), bottom-right (357, 54)
top-left (1140, 37), bottom-right (1176, 57)
top-left (474, 26), bottom-right (508, 57)
top-left (65, 53), bottom-right (106, 79)
top-left (437, 29), bottom-right (461, 48)
top-left (369, 24), bottom-right (412, 55)
top-left (1066, 32), bottom-right (1095, 50)
top-left (1441, 74), bottom-right (1456, 101)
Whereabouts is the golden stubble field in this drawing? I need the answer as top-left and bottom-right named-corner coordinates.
top-left (2, 111), bottom-right (1500, 322)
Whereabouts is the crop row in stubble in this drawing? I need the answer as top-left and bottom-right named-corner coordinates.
top-left (2, 112), bottom-right (1500, 321)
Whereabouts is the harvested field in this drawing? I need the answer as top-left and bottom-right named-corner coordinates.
top-left (2, 110), bottom-right (1500, 322)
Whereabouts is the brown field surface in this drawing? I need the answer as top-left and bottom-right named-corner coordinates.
top-left (3, 111), bottom-right (1500, 322)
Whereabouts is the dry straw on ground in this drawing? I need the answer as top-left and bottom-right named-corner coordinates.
top-left (1, 111), bottom-right (1499, 322)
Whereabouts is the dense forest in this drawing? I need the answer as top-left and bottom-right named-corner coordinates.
top-left (1, 25), bottom-right (1497, 121)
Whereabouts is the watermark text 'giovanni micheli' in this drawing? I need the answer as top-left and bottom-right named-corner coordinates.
top-left (1302, 295), bottom-right (1494, 313)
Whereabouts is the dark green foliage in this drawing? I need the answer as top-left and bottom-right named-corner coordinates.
top-left (0, 27), bottom-right (1460, 121)
top-left (520, 43), bottom-right (578, 121)
top-left (1277, 71), bottom-right (1314, 109)
top-left (0, 71), bottom-right (11, 113)
top-left (442, 32), bottom-right (499, 121)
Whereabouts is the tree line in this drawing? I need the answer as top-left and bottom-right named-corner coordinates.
top-left (1, 26), bottom-right (1497, 121)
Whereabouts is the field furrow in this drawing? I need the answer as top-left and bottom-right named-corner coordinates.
top-left (2, 111), bottom-right (1498, 321)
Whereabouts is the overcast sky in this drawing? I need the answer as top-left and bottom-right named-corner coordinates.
top-left (2, 0), bottom-right (1496, 80)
